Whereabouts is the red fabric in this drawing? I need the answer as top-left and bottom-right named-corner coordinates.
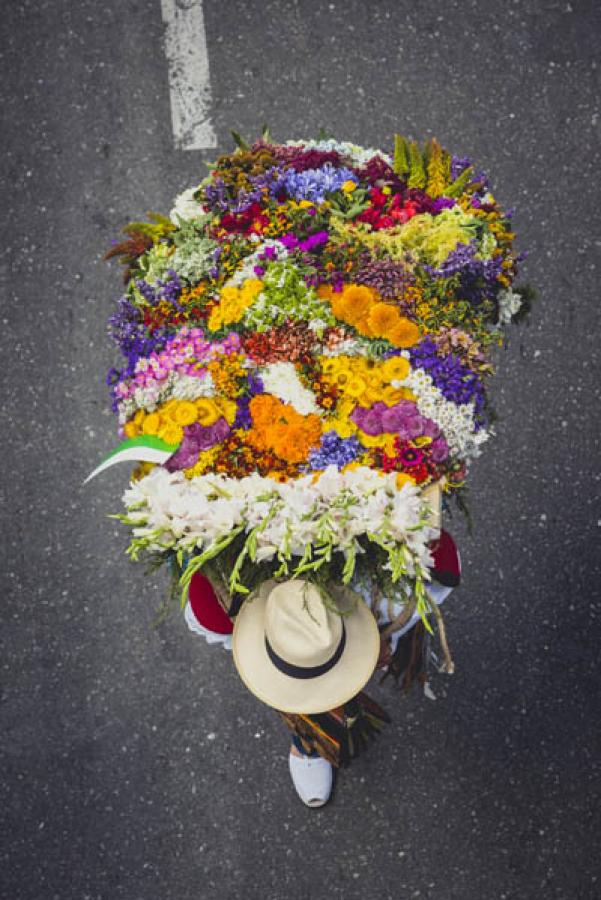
top-left (188, 574), bottom-right (234, 635)
top-left (429, 529), bottom-right (461, 587)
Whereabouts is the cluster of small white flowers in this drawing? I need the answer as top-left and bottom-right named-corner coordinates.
top-left (169, 186), bottom-right (206, 225)
top-left (259, 362), bottom-right (320, 416)
top-left (496, 287), bottom-right (523, 325)
top-left (399, 369), bottom-right (490, 459)
top-left (117, 373), bottom-right (215, 425)
top-left (224, 240), bottom-right (287, 287)
top-left (285, 139), bottom-right (393, 169)
top-left (122, 465), bottom-right (436, 574)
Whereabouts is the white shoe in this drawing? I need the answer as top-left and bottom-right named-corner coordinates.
top-left (289, 749), bottom-right (333, 807)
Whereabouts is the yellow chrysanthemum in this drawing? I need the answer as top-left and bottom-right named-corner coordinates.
top-left (158, 422), bottom-right (184, 445)
top-left (345, 375), bottom-right (368, 399)
top-left (141, 412), bottom-right (161, 436)
top-left (381, 356), bottom-right (410, 382)
top-left (172, 401), bottom-right (198, 427)
top-left (396, 472), bottom-right (415, 489)
top-left (380, 385), bottom-right (407, 406)
top-left (195, 398), bottom-right (221, 427)
top-left (133, 409), bottom-right (146, 426)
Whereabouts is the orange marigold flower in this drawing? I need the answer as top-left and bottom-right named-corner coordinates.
top-left (339, 284), bottom-right (373, 324)
top-left (387, 317), bottom-right (420, 348)
top-left (368, 302), bottom-right (402, 337)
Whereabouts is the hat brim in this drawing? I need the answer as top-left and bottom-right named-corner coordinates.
top-left (232, 581), bottom-right (381, 714)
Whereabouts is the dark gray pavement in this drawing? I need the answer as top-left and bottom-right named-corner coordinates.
top-left (1, 1), bottom-right (601, 898)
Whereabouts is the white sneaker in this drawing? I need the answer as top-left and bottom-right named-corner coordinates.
top-left (289, 749), bottom-right (333, 807)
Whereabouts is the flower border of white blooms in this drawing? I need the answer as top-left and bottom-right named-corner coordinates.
top-left (117, 464), bottom-right (439, 602)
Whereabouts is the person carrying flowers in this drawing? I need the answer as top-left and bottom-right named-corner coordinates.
top-left (90, 131), bottom-right (532, 807)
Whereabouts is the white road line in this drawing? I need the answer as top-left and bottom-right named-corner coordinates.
top-left (160, 0), bottom-right (217, 150)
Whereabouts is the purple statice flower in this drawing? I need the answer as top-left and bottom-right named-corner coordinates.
top-left (279, 164), bottom-right (359, 203)
top-left (308, 431), bottom-right (362, 471)
top-left (409, 336), bottom-right (487, 424)
top-left (164, 418), bottom-right (230, 472)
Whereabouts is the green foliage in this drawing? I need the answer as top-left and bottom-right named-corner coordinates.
top-left (230, 130), bottom-right (250, 151)
top-left (393, 134), bottom-right (410, 178)
top-left (407, 141), bottom-right (427, 190)
top-left (446, 166), bottom-right (475, 198)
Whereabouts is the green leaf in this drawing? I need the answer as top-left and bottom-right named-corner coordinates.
top-left (231, 130), bottom-right (250, 151)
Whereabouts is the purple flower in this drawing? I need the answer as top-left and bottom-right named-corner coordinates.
top-left (308, 431), bottom-right (361, 471)
top-left (164, 418), bottom-right (230, 472)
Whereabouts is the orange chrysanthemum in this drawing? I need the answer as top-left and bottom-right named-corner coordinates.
top-left (367, 302), bottom-right (402, 337)
top-left (247, 395), bottom-right (321, 464)
top-left (387, 317), bottom-right (421, 348)
top-left (338, 284), bottom-right (373, 324)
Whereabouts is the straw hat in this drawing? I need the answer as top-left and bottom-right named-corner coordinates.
top-left (232, 579), bottom-right (380, 714)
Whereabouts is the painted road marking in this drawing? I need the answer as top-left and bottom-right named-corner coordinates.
top-left (160, 0), bottom-right (217, 150)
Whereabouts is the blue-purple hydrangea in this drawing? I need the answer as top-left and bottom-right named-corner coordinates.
top-left (308, 431), bottom-right (362, 471)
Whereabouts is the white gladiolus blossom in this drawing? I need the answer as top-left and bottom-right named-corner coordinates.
top-left (121, 465), bottom-right (437, 571)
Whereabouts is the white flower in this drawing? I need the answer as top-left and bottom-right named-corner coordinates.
top-left (259, 362), bottom-right (320, 416)
top-left (169, 186), bottom-right (206, 225)
top-left (497, 288), bottom-right (523, 325)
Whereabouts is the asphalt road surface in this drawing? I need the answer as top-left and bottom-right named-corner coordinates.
top-left (2, 1), bottom-right (600, 898)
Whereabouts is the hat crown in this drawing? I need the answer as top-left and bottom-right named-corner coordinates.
top-left (265, 581), bottom-right (343, 668)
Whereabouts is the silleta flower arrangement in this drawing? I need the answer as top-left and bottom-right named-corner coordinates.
top-left (93, 131), bottom-right (532, 628)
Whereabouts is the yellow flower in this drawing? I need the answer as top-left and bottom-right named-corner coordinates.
top-left (327, 418), bottom-right (356, 439)
top-left (141, 413), bottom-right (161, 436)
top-left (133, 409), bottom-right (146, 426)
top-left (123, 420), bottom-right (139, 439)
top-left (298, 200), bottom-right (314, 209)
top-left (158, 422), bottom-right (184, 445)
top-left (396, 472), bottom-right (416, 489)
top-left (195, 398), bottom-right (221, 427)
top-left (342, 180), bottom-right (357, 194)
top-left (357, 432), bottom-right (387, 449)
top-left (172, 401), bottom-right (198, 427)
top-left (345, 375), bottom-right (368, 399)
top-left (381, 356), bottom-right (410, 382)
top-left (207, 306), bottom-right (223, 332)
top-left (380, 385), bottom-right (406, 406)
top-left (216, 397), bottom-right (238, 425)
